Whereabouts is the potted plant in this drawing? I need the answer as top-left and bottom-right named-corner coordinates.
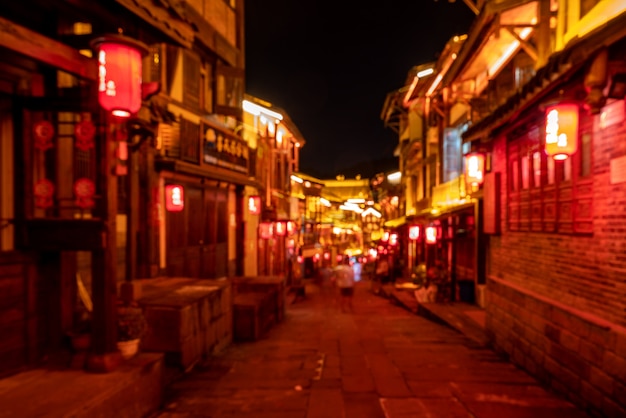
top-left (116, 305), bottom-right (148, 359)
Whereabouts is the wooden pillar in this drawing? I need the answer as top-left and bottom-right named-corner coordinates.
top-left (87, 118), bottom-right (121, 372)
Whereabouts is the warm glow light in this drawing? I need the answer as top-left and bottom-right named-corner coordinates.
top-left (464, 152), bottom-right (485, 187)
top-left (426, 226), bottom-right (437, 244)
top-left (165, 185), bottom-right (184, 212)
top-left (319, 197), bottom-right (331, 207)
top-left (248, 195), bottom-right (261, 215)
top-left (409, 225), bottom-right (420, 240)
top-left (387, 171), bottom-right (401, 182)
top-left (274, 221), bottom-right (287, 237)
top-left (382, 231), bottom-right (390, 242)
top-left (545, 103), bottom-right (579, 160)
top-left (287, 221), bottom-right (296, 235)
top-left (389, 233), bottom-right (398, 246)
top-left (259, 222), bottom-right (273, 239)
top-left (290, 175), bottom-right (303, 183)
top-left (92, 36), bottom-right (146, 117)
top-left (361, 207), bottom-right (381, 218)
top-left (242, 99), bottom-right (283, 121)
top-left (488, 27), bottom-right (533, 78)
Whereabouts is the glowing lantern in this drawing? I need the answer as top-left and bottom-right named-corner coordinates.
top-left (324, 252), bottom-right (330, 260)
top-left (259, 222), bottom-right (273, 239)
top-left (425, 226), bottom-right (437, 244)
top-left (92, 35), bottom-right (147, 118)
top-left (464, 152), bottom-right (485, 187)
top-left (381, 231), bottom-right (390, 242)
top-left (275, 221), bottom-right (287, 236)
top-left (165, 184), bottom-right (184, 212)
top-left (297, 255), bottom-right (303, 263)
top-left (287, 221), bottom-right (296, 235)
top-left (248, 195), bottom-right (261, 215)
top-left (389, 233), bottom-right (398, 246)
top-left (409, 225), bottom-right (420, 240)
top-left (544, 103), bottom-right (579, 160)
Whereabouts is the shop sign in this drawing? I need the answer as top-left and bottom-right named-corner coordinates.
top-left (248, 195), bottom-right (261, 215)
top-left (203, 124), bottom-right (249, 174)
top-left (425, 226), bottom-right (437, 244)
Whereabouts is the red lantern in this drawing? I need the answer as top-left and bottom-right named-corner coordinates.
top-left (248, 195), bottom-right (261, 215)
top-left (275, 221), bottom-right (287, 236)
top-left (409, 225), bottom-right (420, 240)
top-left (92, 35), bottom-right (147, 118)
top-left (389, 233), bottom-right (398, 246)
top-left (287, 221), bottom-right (296, 235)
top-left (425, 226), bottom-right (437, 244)
top-left (165, 184), bottom-right (184, 212)
top-left (259, 222), bottom-right (273, 239)
top-left (464, 152), bottom-right (485, 187)
top-left (544, 103), bottom-right (579, 160)
top-left (381, 231), bottom-right (390, 242)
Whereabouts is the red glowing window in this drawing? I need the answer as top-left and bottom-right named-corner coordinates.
top-left (165, 185), bottom-right (184, 212)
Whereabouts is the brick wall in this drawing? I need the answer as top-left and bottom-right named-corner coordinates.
top-left (485, 105), bottom-right (626, 415)
top-left (487, 277), bottom-right (626, 417)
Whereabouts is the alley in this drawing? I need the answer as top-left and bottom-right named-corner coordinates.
top-left (153, 281), bottom-right (590, 418)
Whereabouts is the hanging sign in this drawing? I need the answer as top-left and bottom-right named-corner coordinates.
top-left (259, 222), bottom-right (273, 239)
top-left (409, 225), bottom-right (420, 240)
top-left (425, 226), bottom-right (437, 244)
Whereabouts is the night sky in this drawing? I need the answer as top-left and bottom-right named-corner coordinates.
top-left (244, 1), bottom-right (475, 179)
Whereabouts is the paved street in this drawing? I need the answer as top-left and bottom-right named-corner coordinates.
top-left (153, 280), bottom-right (590, 418)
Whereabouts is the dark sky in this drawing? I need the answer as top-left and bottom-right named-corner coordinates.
top-left (244, 1), bottom-right (475, 179)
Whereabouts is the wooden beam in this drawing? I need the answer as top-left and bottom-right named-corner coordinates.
top-left (0, 16), bottom-right (97, 81)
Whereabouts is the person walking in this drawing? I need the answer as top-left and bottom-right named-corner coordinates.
top-left (332, 257), bottom-right (356, 312)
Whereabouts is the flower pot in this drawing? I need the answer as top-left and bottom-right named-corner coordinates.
top-left (117, 338), bottom-right (140, 359)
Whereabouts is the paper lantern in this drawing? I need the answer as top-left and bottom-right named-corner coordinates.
top-left (248, 195), bottom-right (261, 215)
top-left (409, 225), bottom-right (420, 240)
top-left (259, 222), bottom-right (273, 239)
top-left (389, 233), bottom-right (398, 246)
top-left (274, 221), bottom-right (287, 236)
top-left (92, 35), bottom-right (147, 118)
top-left (165, 184), bottom-right (184, 212)
top-left (464, 152), bottom-right (485, 187)
top-left (425, 226), bottom-right (437, 244)
top-left (544, 104), bottom-right (579, 160)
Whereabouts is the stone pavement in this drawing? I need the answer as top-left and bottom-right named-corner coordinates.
top-left (152, 279), bottom-right (591, 418)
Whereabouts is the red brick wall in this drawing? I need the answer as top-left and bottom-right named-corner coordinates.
top-left (485, 108), bottom-right (626, 415)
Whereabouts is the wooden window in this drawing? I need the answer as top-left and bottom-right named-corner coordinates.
top-left (215, 63), bottom-right (244, 118)
top-left (507, 112), bottom-right (593, 234)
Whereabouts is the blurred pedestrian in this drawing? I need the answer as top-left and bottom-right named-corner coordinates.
top-left (332, 257), bottom-right (355, 312)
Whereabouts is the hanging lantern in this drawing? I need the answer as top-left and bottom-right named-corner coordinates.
top-left (259, 222), bottom-right (273, 239)
top-left (248, 195), bottom-right (261, 215)
top-left (389, 233), bottom-right (398, 246)
top-left (409, 225), bottom-right (420, 240)
top-left (544, 103), bottom-right (579, 160)
top-left (91, 35), bottom-right (148, 118)
top-left (425, 226), bottom-right (437, 244)
top-left (165, 184), bottom-right (184, 212)
top-left (287, 221), bottom-right (296, 235)
top-left (464, 152), bottom-right (485, 187)
top-left (381, 231), bottom-right (390, 242)
top-left (274, 221), bottom-right (287, 236)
